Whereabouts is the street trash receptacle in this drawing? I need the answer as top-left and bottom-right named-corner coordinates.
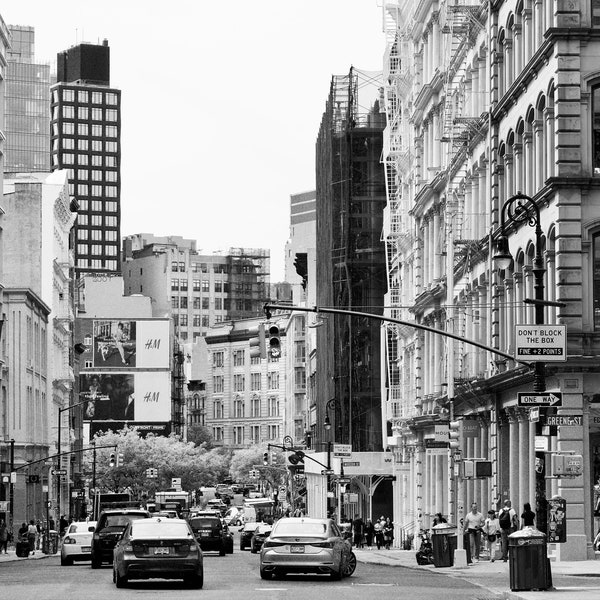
top-left (43, 530), bottom-right (59, 554)
top-left (432, 523), bottom-right (457, 567)
top-left (508, 526), bottom-right (551, 591)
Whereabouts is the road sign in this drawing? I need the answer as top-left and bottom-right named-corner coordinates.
top-left (342, 461), bottom-right (360, 467)
top-left (51, 469), bottom-right (67, 476)
top-left (518, 392), bottom-right (562, 407)
top-left (434, 424), bottom-right (449, 442)
top-left (529, 407), bottom-right (540, 422)
top-left (515, 325), bottom-right (567, 361)
top-left (333, 444), bottom-right (352, 457)
top-left (543, 414), bottom-right (582, 426)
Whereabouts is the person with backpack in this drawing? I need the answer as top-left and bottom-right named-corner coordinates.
top-left (498, 499), bottom-right (519, 561)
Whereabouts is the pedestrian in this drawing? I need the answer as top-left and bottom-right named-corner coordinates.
top-left (27, 520), bottom-right (37, 555)
top-left (482, 510), bottom-right (500, 562)
top-left (521, 502), bottom-right (536, 528)
top-left (383, 517), bottom-right (394, 549)
top-left (463, 502), bottom-right (485, 562)
top-left (364, 519), bottom-right (375, 549)
top-left (35, 519), bottom-right (42, 550)
top-left (0, 519), bottom-right (8, 554)
top-left (59, 515), bottom-right (68, 536)
top-left (498, 499), bottom-right (519, 562)
top-left (374, 519), bottom-right (384, 550)
top-left (352, 515), bottom-right (364, 548)
top-left (432, 512), bottom-right (447, 528)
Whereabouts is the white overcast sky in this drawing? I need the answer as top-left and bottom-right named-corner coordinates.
top-left (1, 1), bottom-right (385, 280)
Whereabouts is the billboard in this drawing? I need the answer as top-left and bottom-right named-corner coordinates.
top-left (92, 319), bottom-right (169, 369)
top-left (80, 372), bottom-right (171, 423)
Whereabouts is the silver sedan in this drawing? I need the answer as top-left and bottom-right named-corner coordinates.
top-left (259, 517), bottom-right (356, 580)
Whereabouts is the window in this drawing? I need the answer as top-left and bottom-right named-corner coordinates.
top-left (213, 426), bottom-right (223, 442)
top-left (594, 231), bottom-right (600, 328)
top-left (267, 372), bottom-right (279, 390)
top-left (213, 351), bottom-right (224, 367)
top-left (213, 375), bottom-right (224, 393)
top-left (268, 425), bottom-right (279, 440)
top-left (78, 106), bottom-right (88, 119)
top-left (251, 396), bottom-right (260, 417)
top-left (268, 396), bottom-right (279, 417)
top-left (202, 316), bottom-right (209, 327)
top-left (172, 261), bottom-right (179, 272)
top-left (233, 374), bottom-right (245, 392)
top-left (233, 426), bottom-right (244, 445)
top-left (106, 109), bottom-right (118, 121)
top-left (193, 315), bottom-right (201, 327)
top-left (91, 154), bottom-right (103, 166)
top-left (250, 425), bottom-right (261, 443)
top-left (295, 367), bottom-right (306, 389)
top-left (180, 314), bottom-right (188, 327)
top-left (78, 90), bottom-right (88, 102)
top-left (92, 91), bottom-right (103, 104)
top-left (202, 298), bottom-right (209, 309)
top-left (92, 123), bottom-right (102, 136)
top-left (193, 297), bottom-right (201, 309)
top-left (233, 350), bottom-right (245, 367)
top-left (63, 89), bottom-right (74, 102)
top-left (171, 279), bottom-right (179, 291)
top-left (180, 279), bottom-right (188, 291)
top-left (171, 296), bottom-right (179, 309)
top-left (106, 125), bottom-right (117, 137)
top-left (106, 92), bottom-right (118, 105)
top-left (62, 153), bottom-right (74, 164)
top-left (91, 215), bottom-right (103, 226)
top-left (180, 297), bottom-right (188, 309)
top-left (295, 341), bottom-right (306, 362)
top-left (233, 398), bottom-right (244, 418)
top-left (179, 262), bottom-right (186, 272)
top-left (214, 281), bottom-right (223, 292)
top-left (77, 184), bottom-right (88, 195)
top-left (106, 141), bottom-right (117, 152)
top-left (105, 171), bottom-right (118, 182)
top-left (106, 186), bottom-right (117, 197)
top-left (250, 373), bottom-right (261, 391)
top-left (594, 85), bottom-right (600, 175)
top-left (213, 399), bottom-right (223, 419)
top-left (202, 280), bottom-right (209, 292)
top-left (62, 105), bottom-right (74, 118)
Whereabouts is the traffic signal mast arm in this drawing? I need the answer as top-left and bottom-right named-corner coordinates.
top-left (13, 444), bottom-right (118, 470)
top-left (267, 443), bottom-right (329, 471)
top-left (264, 303), bottom-right (531, 368)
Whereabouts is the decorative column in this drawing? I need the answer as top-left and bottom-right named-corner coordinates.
top-left (518, 408), bottom-right (530, 509)
top-left (508, 408), bottom-right (520, 506)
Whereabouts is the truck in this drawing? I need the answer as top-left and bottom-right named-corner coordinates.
top-left (92, 491), bottom-right (137, 520)
top-left (153, 490), bottom-right (192, 517)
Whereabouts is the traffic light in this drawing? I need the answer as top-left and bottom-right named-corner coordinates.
top-left (288, 450), bottom-right (305, 465)
top-left (449, 420), bottom-right (461, 449)
top-left (267, 325), bottom-right (281, 358)
top-left (117, 452), bottom-right (124, 467)
top-left (263, 452), bottom-right (269, 466)
top-left (109, 452), bottom-right (116, 468)
top-left (249, 324), bottom-right (266, 359)
top-left (270, 452), bottom-right (277, 466)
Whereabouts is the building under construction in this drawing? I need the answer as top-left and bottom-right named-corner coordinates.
top-left (314, 67), bottom-right (387, 452)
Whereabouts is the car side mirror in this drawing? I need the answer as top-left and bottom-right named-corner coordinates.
top-left (88, 527), bottom-right (95, 532)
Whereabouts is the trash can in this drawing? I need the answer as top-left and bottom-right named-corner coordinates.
top-left (42, 530), bottom-right (59, 554)
top-left (432, 523), bottom-right (457, 567)
top-left (508, 526), bottom-right (552, 591)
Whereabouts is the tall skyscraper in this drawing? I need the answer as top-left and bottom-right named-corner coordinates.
top-left (4, 25), bottom-right (51, 174)
top-left (51, 40), bottom-right (121, 274)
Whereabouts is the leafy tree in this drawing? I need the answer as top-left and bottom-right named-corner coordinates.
top-left (187, 424), bottom-right (215, 449)
top-left (229, 444), bottom-right (287, 495)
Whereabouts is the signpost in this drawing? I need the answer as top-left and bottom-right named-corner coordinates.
top-left (518, 392), bottom-right (562, 407)
top-left (515, 325), bottom-right (567, 361)
top-left (543, 414), bottom-right (582, 426)
top-left (51, 469), bottom-right (67, 476)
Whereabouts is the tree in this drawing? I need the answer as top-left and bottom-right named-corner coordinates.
top-left (187, 425), bottom-right (215, 449)
top-left (229, 444), bottom-right (286, 495)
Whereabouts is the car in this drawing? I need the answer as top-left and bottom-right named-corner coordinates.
top-left (112, 517), bottom-right (203, 588)
top-left (250, 523), bottom-right (272, 554)
top-left (224, 506), bottom-right (244, 526)
top-left (259, 517), bottom-right (356, 580)
top-left (239, 521), bottom-right (259, 551)
top-left (206, 499), bottom-right (228, 515)
top-left (153, 510), bottom-right (178, 519)
top-left (91, 508), bottom-right (151, 568)
top-left (188, 514), bottom-right (228, 555)
top-left (60, 520), bottom-right (97, 566)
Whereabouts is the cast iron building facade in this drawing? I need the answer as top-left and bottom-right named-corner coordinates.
top-left (4, 25), bottom-right (50, 174)
top-left (50, 41), bottom-right (121, 274)
top-left (314, 67), bottom-right (387, 453)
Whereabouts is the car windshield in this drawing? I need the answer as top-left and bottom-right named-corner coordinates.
top-left (69, 522), bottom-right (95, 533)
top-left (256, 525), bottom-right (271, 534)
top-left (189, 518), bottom-right (220, 529)
top-left (132, 521), bottom-right (191, 538)
top-left (272, 521), bottom-right (328, 536)
top-left (104, 514), bottom-right (146, 528)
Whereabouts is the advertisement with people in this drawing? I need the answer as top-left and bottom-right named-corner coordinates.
top-left (80, 371), bottom-right (171, 424)
top-left (90, 319), bottom-right (170, 369)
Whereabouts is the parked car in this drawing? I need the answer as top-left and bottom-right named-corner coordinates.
top-left (91, 509), bottom-right (151, 568)
top-left (60, 521), bottom-right (97, 566)
top-left (250, 523), bottom-right (272, 554)
top-left (224, 507), bottom-right (244, 526)
top-left (206, 499), bottom-right (228, 515)
top-left (239, 521), bottom-right (259, 551)
top-left (112, 517), bottom-right (203, 588)
top-left (188, 514), bottom-right (227, 555)
top-left (259, 517), bottom-right (356, 580)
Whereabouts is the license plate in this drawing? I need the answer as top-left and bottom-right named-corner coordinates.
top-left (81, 546), bottom-right (91, 552)
top-left (200, 532), bottom-right (210, 537)
top-left (290, 545), bottom-right (305, 553)
top-left (153, 547), bottom-right (170, 555)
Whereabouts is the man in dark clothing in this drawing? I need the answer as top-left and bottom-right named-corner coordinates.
top-left (352, 516), bottom-right (364, 548)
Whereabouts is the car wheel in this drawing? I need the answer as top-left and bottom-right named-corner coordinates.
top-left (259, 568), bottom-right (272, 580)
top-left (115, 568), bottom-right (127, 588)
top-left (219, 547), bottom-right (226, 556)
top-left (60, 555), bottom-right (72, 566)
top-left (330, 567), bottom-right (343, 580)
top-left (184, 573), bottom-right (203, 589)
top-left (250, 544), bottom-right (257, 554)
top-left (240, 542), bottom-right (245, 551)
top-left (342, 552), bottom-right (357, 577)
top-left (91, 555), bottom-right (101, 569)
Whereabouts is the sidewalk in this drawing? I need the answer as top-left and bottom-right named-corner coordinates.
top-left (0, 545), bottom-right (54, 562)
top-left (354, 547), bottom-right (600, 600)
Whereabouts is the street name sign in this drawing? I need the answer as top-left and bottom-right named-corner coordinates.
top-left (543, 414), bottom-right (582, 426)
top-left (518, 392), bottom-right (562, 407)
top-left (342, 461), bottom-right (360, 467)
top-left (515, 325), bottom-right (566, 361)
top-left (333, 444), bottom-right (352, 457)
top-left (51, 469), bottom-right (67, 476)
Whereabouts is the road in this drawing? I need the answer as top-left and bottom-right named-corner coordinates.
top-left (0, 539), bottom-right (502, 600)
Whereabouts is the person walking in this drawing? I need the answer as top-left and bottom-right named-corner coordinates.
top-left (432, 512), bottom-right (447, 528)
top-left (364, 519), bottom-right (375, 549)
top-left (383, 517), bottom-right (394, 549)
top-left (463, 502), bottom-right (485, 562)
top-left (482, 510), bottom-right (500, 562)
top-left (27, 520), bottom-right (37, 555)
top-left (521, 502), bottom-right (536, 528)
top-left (374, 519), bottom-right (384, 550)
top-left (498, 499), bottom-right (519, 561)
top-left (0, 519), bottom-right (9, 554)
top-left (352, 516), bottom-right (364, 548)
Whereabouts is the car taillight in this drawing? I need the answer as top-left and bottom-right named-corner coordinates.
top-left (311, 541), bottom-right (335, 548)
top-left (63, 536), bottom-right (75, 544)
top-left (263, 540), bottom-right (286, 548)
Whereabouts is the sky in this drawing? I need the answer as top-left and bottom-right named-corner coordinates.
top-left (1, 1), bottom-right (386, 281)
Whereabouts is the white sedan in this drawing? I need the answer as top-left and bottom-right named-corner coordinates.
top-left (61, 521), bottom-right (97, 566)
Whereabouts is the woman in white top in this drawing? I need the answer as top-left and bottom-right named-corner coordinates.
top-left (482, 509), bottom-right (501, 562)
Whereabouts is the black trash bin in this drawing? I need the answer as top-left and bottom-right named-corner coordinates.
top-left (432, 523), bottom-right (457, 567)
top-left (508, 527), bottom-right (552, 591)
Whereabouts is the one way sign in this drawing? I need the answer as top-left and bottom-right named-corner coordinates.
top-left (518, 392), bottom-right (562, 407)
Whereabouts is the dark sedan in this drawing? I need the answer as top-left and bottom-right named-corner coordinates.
top-left (250, 523), bottom-right (272, 553)
top-left (112, 517), bottom-right (203, 588)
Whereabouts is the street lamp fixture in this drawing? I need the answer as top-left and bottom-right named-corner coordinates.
top-left (324, 399), bottom-right (337, 432)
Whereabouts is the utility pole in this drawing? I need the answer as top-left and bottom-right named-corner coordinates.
top-left (9, 439), bottom-right (15, 530)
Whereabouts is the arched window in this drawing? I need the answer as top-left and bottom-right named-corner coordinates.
top-left (592, 83), bottom-right (600, 175)
top-left (505, 15), bottom-right (515, 89)
top-left (497, 29), bottom-right (506, 97)
top-left (524, 107), bottom-right (535, 195)
top-left (592, 230), bottom-right (600, 329)
top-left (514, 120), bottom-right (525, 193)
top-left (535, 95), bottom-right (546, 188)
